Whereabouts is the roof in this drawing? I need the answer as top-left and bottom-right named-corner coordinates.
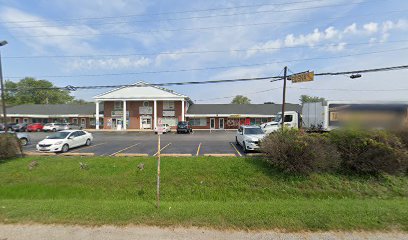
top-left (186, 103), bottom-right (301, 116)
top-left (94, 81), bottom-right (188, 100)
top-left (5, 103), bottom-right (103, 117)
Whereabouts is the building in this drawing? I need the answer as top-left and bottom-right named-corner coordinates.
top-left (3, 104), bottom-right (102, 129)
top-left (93, 81), bottom-right (190, 130)
top-left (93, 82), bottom-right (301, 130)
top-left (0, 81), bottom-right (301, 130)
top-left (186, 104), bottom-right (300, 129)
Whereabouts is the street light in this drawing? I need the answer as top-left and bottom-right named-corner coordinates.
top-left (0, 40), bottom-right (8, 132)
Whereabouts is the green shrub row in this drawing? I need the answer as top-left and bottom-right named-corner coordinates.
top-left (0, 134), bottom-right (23, 160)
top-left (261, 128), bottom-right (408, 176)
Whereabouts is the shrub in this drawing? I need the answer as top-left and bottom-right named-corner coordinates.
top-left (261, 129), bottom-right (341, 175)
top-left (391, 128), bottom-right (408, 149)
top-left (328, 128), bottom-right (408, 176)
top-left (0, 134), bottom-right (23, 160)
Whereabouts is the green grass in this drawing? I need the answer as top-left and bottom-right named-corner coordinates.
top-left (0, 156), bottom-right (407, 231)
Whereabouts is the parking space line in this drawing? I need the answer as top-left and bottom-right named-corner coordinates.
top-left (196, 143), bottom-right (202, 156)
top-left (109, 143), bottom-right (140, 156)
top-left (153, 143), bottom-right (172, 156)
top-left (70, 143), bottom-right (106, 153)
top-left (230, 142), bottom-right (242, 157)
top-left (203, 153), bottom-right (236, 157)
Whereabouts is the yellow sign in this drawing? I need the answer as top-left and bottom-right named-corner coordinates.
top-left (290, 71), bottom-right (314, 83)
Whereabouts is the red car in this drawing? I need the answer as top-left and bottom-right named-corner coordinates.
top-left (27, 123), bottom-right (44, 132)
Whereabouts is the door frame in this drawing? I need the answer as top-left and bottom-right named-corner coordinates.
top-left (219, 118), bottom-right (224, 129)
top-left (210, 118), bottom-right (215, 129)
top-left (140, 116), bottom-right (152, 129)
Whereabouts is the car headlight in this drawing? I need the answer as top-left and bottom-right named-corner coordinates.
top-left (54, 141), bottom-right (63, 145)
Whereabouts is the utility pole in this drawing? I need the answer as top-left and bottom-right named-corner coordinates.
top-left (281, 66), bottom-right (288, 130)
top-left (0, 40), bottom-right (8, 133)
top-left (157, 132), bottom-right (161, 208)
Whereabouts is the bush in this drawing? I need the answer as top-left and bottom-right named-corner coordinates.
top-left (0, 134), bottom-right (23, 160)
top-left (328, 128), bottom-right (408, 176)
top-left (391, 128), bottom-right (408, 149)
top-left (261, 129), bottom-right (341, 175)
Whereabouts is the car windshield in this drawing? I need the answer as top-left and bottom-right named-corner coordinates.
top-left (47, 132), bottom-right (70, 139)
top-left (244, 128), bottom-right (264, 135)
top-left (45, 123), bottom-right (53, 126)
top-left (178, 122), bottom-right (187, 126)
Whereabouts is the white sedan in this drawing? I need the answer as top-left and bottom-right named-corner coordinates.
top-left (36, 130), bottom-right (93, 153)
top-left (236, 126), bottom-right (266, 153)
top-left (154, 123), bottom-right (171, 134)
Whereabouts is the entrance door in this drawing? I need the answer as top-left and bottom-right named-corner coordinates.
top-left (210, 118), bottom-right (215, 129)
top-left (140, 117), bottom-right (152, 129)
top-left (219, 118), bottom-right (224, 129)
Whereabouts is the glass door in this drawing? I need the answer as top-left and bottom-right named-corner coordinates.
top-left (210, 118), bottom-right (215, 129)
top-left (219, 118), bottom-right (224, 129)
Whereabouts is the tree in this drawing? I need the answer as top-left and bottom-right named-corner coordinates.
top-left (5, 77), bottom-right (74, 105)
top-left (231, 95), bottom-right (251, 104)
top-left (299, 95), bottom-right (325, 104)
top-left (70, 99), bottom-right (90, 104)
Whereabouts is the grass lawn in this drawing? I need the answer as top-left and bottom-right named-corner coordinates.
top-left (0, 156), bottom-right (407, 231)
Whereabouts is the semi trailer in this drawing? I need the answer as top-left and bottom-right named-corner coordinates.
top-left (263, 101), bottom-right (408, 133)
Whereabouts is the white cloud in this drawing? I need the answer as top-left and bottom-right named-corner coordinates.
top-left (68, 56), bottom-right (151, 70)
top-left (344, 23), bottom-right (357, 34)
top-left (0, 7), bottom-right (99, 54)
top-left (363, 22), bottom-right (378, 34)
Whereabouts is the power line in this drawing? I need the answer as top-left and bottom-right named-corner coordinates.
top-left (0, 0), bottom-right (372, 25)
top-left (4, 0), bottom-right (379, 29)
top-left (4, 39), bottom-right (408, 59)
top-left (288, 86), bottom-right (408, 91)
top-left (12, 8), bottom-right (404, 38)
top-left (5, 47), bottom-right (408, 79)
top-left (2, 64), bottom-right (408, 93)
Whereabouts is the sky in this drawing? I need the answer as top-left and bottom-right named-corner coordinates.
top-left (0, 0), bottom-right (408, 104)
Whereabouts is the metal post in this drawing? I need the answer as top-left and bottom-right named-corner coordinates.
top-left (0, 52), bottom-right (7, 133)
top-left (156, 133), bottom-right (161, 208)
top-left (281, 66), bottom-right (288, 130)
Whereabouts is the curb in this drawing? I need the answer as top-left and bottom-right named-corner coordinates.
top-left (160, 153), bottom-right (193, 157)
top-left (203, 153), bottom-right (236, 157)
top-left (114, 153), bottom-right (149, 157)
top-left (24, 152), bottom-right (56, 156)
top-left (61, 153), bottom-right (95, 156)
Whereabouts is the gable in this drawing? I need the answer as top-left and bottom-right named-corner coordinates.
top-left (94, 81), bottom-right (187, 100)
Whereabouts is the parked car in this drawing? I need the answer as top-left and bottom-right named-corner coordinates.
top-left (12, 123), bottom-right (28, 132)
top-left (43, 123), bottom-right (65, 132)
top-left (177, 121), bottom-right (192, 134)
top-left (63, 123), bottom-right (82, 130)
top-left (235, 126), bottom-right (266, 153)
top-left (154, 123), bottom-right (171, 134)
top-left (27, 123), bottom-right (44, 132)
top-left (36, 130), bottom-right (93, 153)
top-left (0, 131), bottom-right (31, 146)
top-left (0, 123), bottom-right (4, 131)
top-left (5, 123), bottom-right (17, 131)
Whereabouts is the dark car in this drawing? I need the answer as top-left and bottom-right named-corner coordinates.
top-left (12, 123), bottom-right (28, 132)
top-left (177, 121), bottom-right (192, 134)
top-left (5, 123), bottom-right (17, 131)
top-left (0, 123), bottom-right (4, 131)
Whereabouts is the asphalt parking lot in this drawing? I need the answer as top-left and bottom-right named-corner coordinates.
top-left (23, 131), bottom-right (253, 157)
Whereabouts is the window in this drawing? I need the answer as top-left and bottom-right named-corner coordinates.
top-left (81, 118), bottom-right (86, 125)
top-left (161, 117), bottom-right (177, 126)
top-left (261, 118), bottom-right (269, 123)
top-left (15, 118), bottom-right (19, 124)
top-left (255, 118), bottom-right (261, 125)
top-left (163, 101), bottom-right (175, 110)
top-left (114, 101), bottom-right (123, 110)
top-left (143, 101), bottom-right (149, 107)
top-left (72, 118), bottom-right (78, 124)
top-left (23, 118), bottom-right (29, 123)
top-left (189, 118), bottom-right (207, 126)
top-left (284, 115), bottom-right (293, 122)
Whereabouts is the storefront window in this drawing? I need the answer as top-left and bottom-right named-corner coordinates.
top-left (189, 118), bottom-right (207, 126)
top-left (162, 117), bottom-right (177, 126)
top-left (114, 101), bottom-right (123, 110)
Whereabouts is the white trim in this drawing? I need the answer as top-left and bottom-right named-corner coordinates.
top-left (186, 114), bottom-right (275, 118)
top-left (123, 100), bottom-right (127, 130)
top-left (181, 100), bottom-right (185, 121)
top-left (94, 97), bottom-right (186, 101)
top-left (95, 101), bottom-right (100, 130)
top-left (219, 118), bottom-right (224, 129)
top-left (6, 114), bottom-right (94, 118)
top-left (154, 100), bottom-right (157, 129)
top-left (210, 118), bottom-right (215, 129)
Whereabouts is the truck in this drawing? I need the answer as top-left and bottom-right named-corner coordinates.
top-left (263, 101), bottom-right (408, 134)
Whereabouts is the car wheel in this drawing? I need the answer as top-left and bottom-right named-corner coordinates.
top-left (52, 128), bottom-right (57, 132)
top-left (235, 137), bottom-right (239, 145)
top-left (20, 138), bottom-right (28, 146)
top-left (85, 139), bottom-right (91, 146)
top-left (243, 142), bottom-right (248, 153)
top-left (61, 144), bottom-right (69, 153)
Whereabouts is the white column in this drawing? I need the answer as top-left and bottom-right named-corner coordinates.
top-left (181, 99), bottom-right (185, 121)
top-left (154, 100), bottom-right (157, 129)
top-left (95, 101), bottom-right (100, 130)
top-left (123, 100), bottom-right (127, 130)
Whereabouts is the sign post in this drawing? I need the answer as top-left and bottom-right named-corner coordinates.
top-left (156, 118), bottom-right (163, 208)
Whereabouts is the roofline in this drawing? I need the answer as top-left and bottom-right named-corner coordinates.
top-left (186, 114), bottom-right (275, 118)
top-left (94, 97), bottom-right (188, 101)
top-left (93, 81), bottom-right (189, 99)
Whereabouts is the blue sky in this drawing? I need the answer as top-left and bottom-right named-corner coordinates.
top-left (0, 0), bottom-right (408, 104)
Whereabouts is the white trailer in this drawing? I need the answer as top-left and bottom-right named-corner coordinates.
top-left (262, 101), bottom-right (408, 133)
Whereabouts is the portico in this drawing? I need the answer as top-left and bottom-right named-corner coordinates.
top-left (94, 81), bottom-right (189, 130)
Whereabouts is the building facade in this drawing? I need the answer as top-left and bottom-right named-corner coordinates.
top-left (94, 82), bottom-right (190, 130)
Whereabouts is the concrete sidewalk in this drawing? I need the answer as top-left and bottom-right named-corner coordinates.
top-left (0, 224), bottom-right (406, 240)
